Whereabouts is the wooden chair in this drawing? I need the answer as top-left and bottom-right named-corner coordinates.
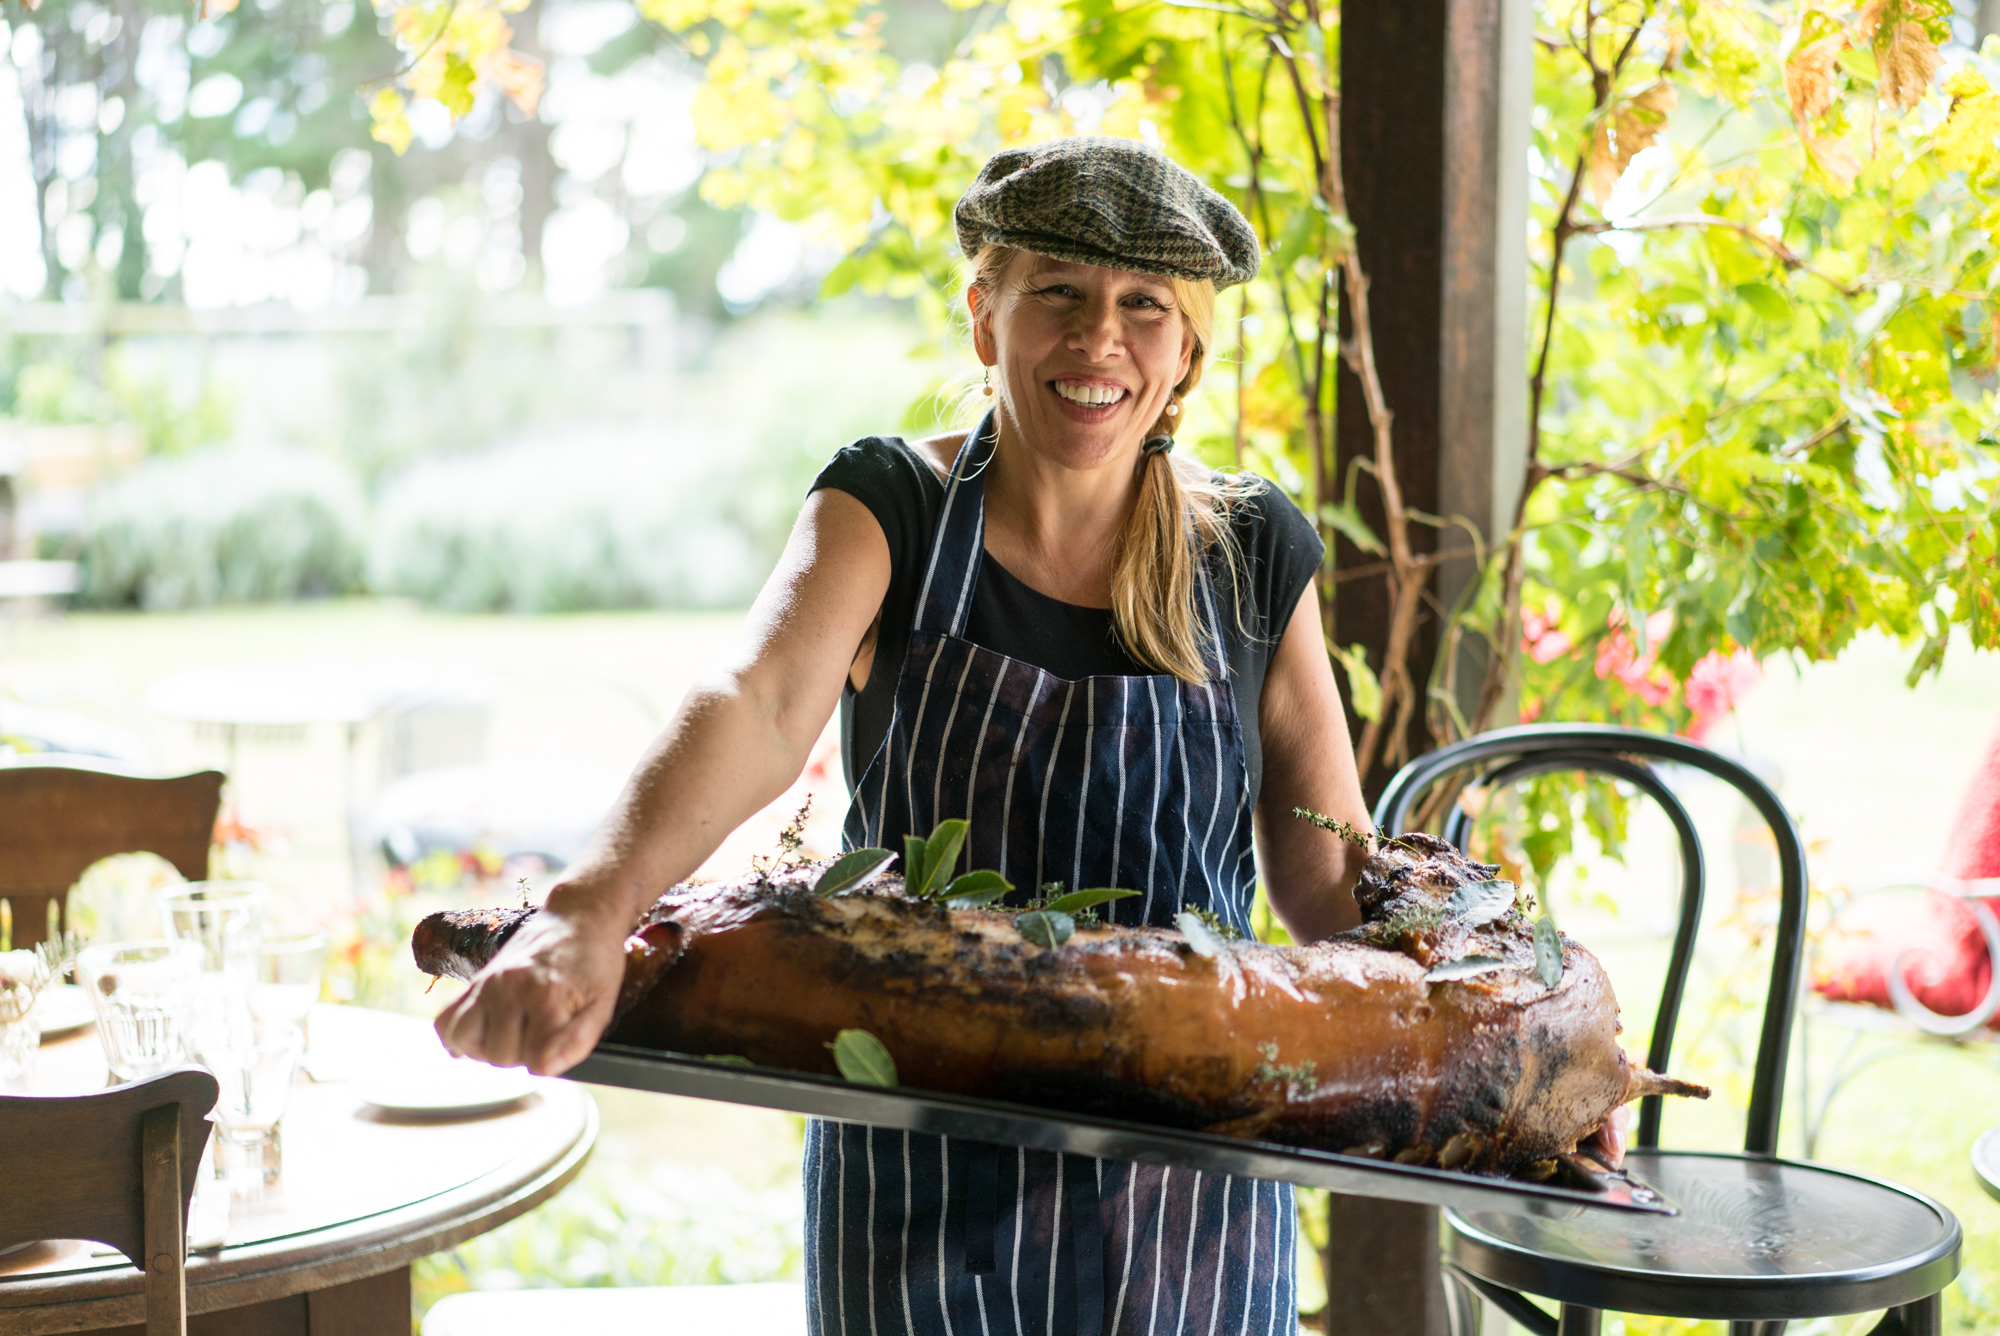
top-left (1376, 725), bottom-right (1962, 1336)
top-left (0, 1067), bottom-right (218, 1334)
top-left (0, 758), bottom-right (224, 950)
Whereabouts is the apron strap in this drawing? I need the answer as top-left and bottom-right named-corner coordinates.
top-left (912, 412), bottom-right (996, 639)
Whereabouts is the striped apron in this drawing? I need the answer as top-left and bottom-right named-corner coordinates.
top-left (806, 416), bottom-right (1298, 1336)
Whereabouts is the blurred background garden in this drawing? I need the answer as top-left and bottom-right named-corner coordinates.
top-left (4, 0), bottom-right (2000, 1329)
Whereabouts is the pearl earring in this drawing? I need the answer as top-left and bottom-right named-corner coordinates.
top-left (1166, 401), bottom-right (1179, 416)
top-left (983, 368), bottom-right (993, 397)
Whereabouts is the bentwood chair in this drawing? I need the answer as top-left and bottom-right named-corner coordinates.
top-left (0, 1067), bottom-right (219, 1334)
top-left (1374, 725), bottom-right (1962, 1336)
top-left (0, 756), bottom-right (224, 949)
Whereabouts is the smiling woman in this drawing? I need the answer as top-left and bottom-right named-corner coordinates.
top-left (436, 135), bottom-right (1374, 1336)
top-left (965, 247), bottom-right (1240, 685)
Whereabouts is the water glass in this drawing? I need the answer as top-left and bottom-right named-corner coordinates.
top-left (158, 882), bottom-right (270, 978)
top-left (0, 950), bottom-right (40, 1081)
top-left (207, 1022), bottom-right (306, 1185)
top-left (77, 940), bottom-right (201, 1080)
top-left (252, 932), bottom-right (326, 1029)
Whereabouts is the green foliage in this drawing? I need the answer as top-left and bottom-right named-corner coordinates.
top-left (1015, 909), bottom-right (1075, 948)
top-left (413, 1161), bottom-right (802, 1314)
top-left (581, 0), bottom-right (1998, 762)
top-left (1474, 2), bottom-right (1999, 745)
top-left (813, 847), bottom-right (897, 895)
top-left (1041, 887), bottom-right (1138, 914)
top-left (78, 446), bottom-right (366, 610)
top-left (899, 818), bottom-right (992, 900)
top-left (827, 1028), bottom-right (898, 1085)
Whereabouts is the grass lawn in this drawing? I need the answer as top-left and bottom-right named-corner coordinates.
top-left (5, 601), bottom-right (1997, 1332)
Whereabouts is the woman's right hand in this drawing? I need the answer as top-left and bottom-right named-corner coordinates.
top-left (434, 883), bottom-right (632, 1077)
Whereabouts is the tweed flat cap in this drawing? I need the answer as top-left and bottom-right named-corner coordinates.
top-left (954, 137), bottom-right (1261, 288)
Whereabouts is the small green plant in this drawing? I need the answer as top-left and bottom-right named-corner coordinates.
top-left (1291, 807), bottom-right (1425, 857)
top-left (896, 819), bottom-right (1016, 905)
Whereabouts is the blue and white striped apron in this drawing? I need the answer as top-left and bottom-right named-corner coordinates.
top-left (806, 415), bottom-right (1298, 1336)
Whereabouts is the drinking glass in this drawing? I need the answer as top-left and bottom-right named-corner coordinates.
top-left (252, 933), bottom-right (325, 1030)
top-left (206, 1021), bottom-right (306, 1185)
top-left (77, 940), bottom-right (201, 1080)
top-left (158, 882), bottom-right (270, 979)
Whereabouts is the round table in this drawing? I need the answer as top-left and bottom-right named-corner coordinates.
top-left (1972, 1128), bottom-right (2000, 1204)
top-left (0, 1006), bottom-right (596, 1336)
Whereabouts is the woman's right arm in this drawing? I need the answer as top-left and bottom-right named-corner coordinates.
top-left (435, 487), bottom-right (892, 1076)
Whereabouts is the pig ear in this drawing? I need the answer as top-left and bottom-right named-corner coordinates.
top-left (1621, 1065), bottom-right (1710, 1102)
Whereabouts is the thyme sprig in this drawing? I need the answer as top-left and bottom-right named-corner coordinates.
top-left (1290, 807), bottom-right (1425, 855)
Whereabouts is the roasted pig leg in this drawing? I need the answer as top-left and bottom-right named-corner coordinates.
top-left (414, 833), bottom-right (1703, 1177)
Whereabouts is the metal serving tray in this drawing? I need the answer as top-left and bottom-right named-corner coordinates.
top-left (567, 1044), bottom-right (1676, 1218)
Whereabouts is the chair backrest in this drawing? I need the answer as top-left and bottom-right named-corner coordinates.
top-left (0, 1066), bottom-right (218, 1334)
top-left (1373, 723), bottom-right (1808, 1157)
top-left (0, 761), bottom-right (224, 950)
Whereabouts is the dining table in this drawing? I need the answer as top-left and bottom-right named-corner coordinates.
top-left (1972, 1127), bottom-right (2000, 1205)
top-left (0, 1004), bottom-right (596, 1336)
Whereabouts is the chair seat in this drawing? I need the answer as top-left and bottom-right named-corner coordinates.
top-left (1446, 1150), bottom-right (1960, 1321)
top-left (422, 1282), bottom-right (806, 1336)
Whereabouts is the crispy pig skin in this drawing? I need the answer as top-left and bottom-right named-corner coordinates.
top-left (413, 833), bottom-right (1706, 1176)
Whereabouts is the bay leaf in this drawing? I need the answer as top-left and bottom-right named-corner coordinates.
top-left (1425, 955), bottom-right (1509, 982)
top-left (1446, 878), bottom-right (1517, 926)
top-left (1044, 887), bottom-right (1138, 914)
top-left (814, 847), bottom-right (897, 897)
top-left (827, 1028), bottom-right (897, 1086)
top-left (1017, 910), bottom-right (1075, 949)
top-left (1534, 914), bottom-right (1564, 989)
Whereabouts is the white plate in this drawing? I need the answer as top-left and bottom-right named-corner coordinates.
top-left (34, 984), bottom-right (95, 1040)
top-left (357, 1060), bottom-right (538, 1116)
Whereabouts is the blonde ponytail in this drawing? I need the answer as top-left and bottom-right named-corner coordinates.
top-left (966, 247), bottom-right (1248, 685)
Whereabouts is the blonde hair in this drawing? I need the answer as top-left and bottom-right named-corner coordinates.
top-left (965, 246), bottom-right (1247, 685)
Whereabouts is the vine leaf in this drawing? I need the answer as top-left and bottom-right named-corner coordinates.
top-left (1533, 915), bottom-right (1565, 990)
top-left (815, 848), bottom-right (897, 897)
top-left (1588, 80), bottom-right (1678, 204)
top-left (827, 1029), bottom-right (897, 1086)
top-left (1017, 910), bottom-right (1075, 949)
top-left (1043, 888), bottom-right (1137, 915)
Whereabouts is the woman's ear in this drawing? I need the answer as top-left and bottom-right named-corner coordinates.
top-left (969, 285), bottom-right (997, 366)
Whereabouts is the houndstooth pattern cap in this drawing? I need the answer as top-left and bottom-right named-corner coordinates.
top-left (954, 136), bottom-right (1261, 288)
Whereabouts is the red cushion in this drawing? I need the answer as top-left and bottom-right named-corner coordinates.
top-left (1814, 888), bottom-right (2000, 1022)
top-left (1944, 712), bottom-right (2000, 884)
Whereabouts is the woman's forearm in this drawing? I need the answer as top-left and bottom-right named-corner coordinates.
top-left (546, 671), bottom-right (820, 927)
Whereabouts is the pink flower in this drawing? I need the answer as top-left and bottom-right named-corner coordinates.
top-left (1522, 600), bottom-right (1575, 663)
top-left (1593, 610), bottom-right (1679, 707)
top-left (1685, 649), bottom-right (1762, 740)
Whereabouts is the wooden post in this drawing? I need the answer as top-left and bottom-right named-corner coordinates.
top-left (141, 1103), bottom-right (188, 1336)
top-left (1333, 0), bottom-right (1530, 795)
top-left (1325, 0), bottom-right (1530, 1331)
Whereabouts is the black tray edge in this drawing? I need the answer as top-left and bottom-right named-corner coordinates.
top-left (566, 1044), bottom-right (1676, 1218)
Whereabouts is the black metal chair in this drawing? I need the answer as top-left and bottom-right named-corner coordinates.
top-left (1374, 724), bottom-right (1962, 1336)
